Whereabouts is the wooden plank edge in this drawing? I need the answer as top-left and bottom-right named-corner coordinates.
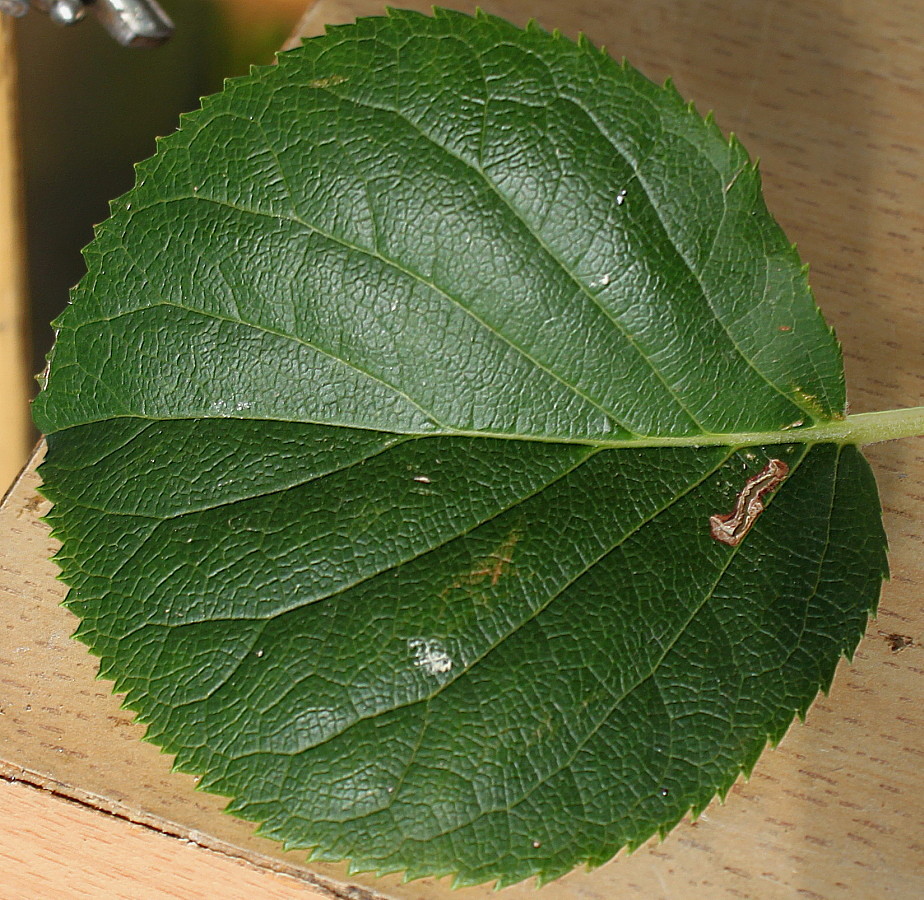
top-left (0, 759), bottom-right (389, 900)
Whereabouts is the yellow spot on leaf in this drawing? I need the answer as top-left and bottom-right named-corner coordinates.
top-left (307, 75), bottom-right (348, 88)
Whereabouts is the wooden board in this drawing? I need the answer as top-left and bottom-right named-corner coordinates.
top-left (0, 777), bottom-right (331, 900)
top-left (2, 1), bottom-right (922, 897)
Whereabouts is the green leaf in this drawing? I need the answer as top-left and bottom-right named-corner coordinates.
top-left (33, 8), bottom-right (896, 888)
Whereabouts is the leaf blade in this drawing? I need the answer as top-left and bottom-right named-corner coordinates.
top-left (43, 425), bottom-right (886, 885)
top-left (33, 8), bottom-right (841, 440)
top-left (34, 8), bottom-right (886, 888)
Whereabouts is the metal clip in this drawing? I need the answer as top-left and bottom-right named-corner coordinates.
top-left (29, 0), bottom-right (86, 25)
top-left (1, 0), bottom-right (174, 47)
top-left (90, 0), bottom-right (174, 47)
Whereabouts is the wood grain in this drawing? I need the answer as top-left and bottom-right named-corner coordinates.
top-left (2, 1), bottom-right (922, 898)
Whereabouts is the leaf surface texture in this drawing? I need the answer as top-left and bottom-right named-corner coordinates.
top-left (35, 9), bottom-right (887, 887)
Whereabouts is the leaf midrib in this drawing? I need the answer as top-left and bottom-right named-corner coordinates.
top-left (45, 404), bottom-right (858, 448)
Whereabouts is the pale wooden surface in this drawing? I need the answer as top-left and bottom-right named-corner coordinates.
top-left (2, 1), bottom-right (923, 898)
top-left (0, 17), bottom-right (32, 493)
top-left (0, 778), bottom-right (331, 899)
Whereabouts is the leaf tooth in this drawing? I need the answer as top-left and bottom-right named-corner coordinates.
top-left (60, 598), bottom-right (83, 620)
top-left (38, 492), bottom-right (64, 527)
top-left (96, 659), bottom-right (122, 683)
top-left (659, 809), bottom-right (687, 842)
top-left (69, 621), bottom-right (93, 642)
top-left (123, 691), bottom-right (156, 717)
top-left (303, 842), bottom-right (339, 864)
top-left (403, 860), bottom-right (456, 883)
top-left (274, 832), bottom-right (307, 854)
top-left (738, 742), bottom-right (767, 778)
top-left (532, 862), bottom-right (576, 888)
top-left (388, 5), bottom-right (439, 27)
top-left (323, 15), bottom-right (358, 36)
top-left (625, 828), bottom-right (655, 853)
top-left (171, 748), bottom-right (208, 776)
top-left (190, 766), bottom-right (223, 791)
top-left (36, 484), bottom-right (58, 508)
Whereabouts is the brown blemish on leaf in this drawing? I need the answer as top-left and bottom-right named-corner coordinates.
top-left (470, 528), bottom-right (521, 586)
top-left (442, 529), bottom-right (522, 600)
top-left (710, 459), bottom-right (789, 546)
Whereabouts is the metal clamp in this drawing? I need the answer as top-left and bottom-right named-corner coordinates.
top-left (0, 0), bottom-right (174, 47)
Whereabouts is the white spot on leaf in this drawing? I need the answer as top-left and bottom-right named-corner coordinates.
top-left (408, 638), bottom-right (453, 676)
